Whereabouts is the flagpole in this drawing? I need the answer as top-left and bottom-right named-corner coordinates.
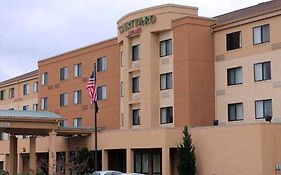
top-left (94, 63), bottom-right (98, 172)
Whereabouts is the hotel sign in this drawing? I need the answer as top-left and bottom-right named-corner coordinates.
top-left (118, 15), bottom-right (157, 34)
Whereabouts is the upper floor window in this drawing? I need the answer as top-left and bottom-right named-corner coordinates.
top-left (160, 106), bottom-right (173, 124)
top-left (23, 84), bottom-right (29, 95)
top-left (60, 119), bottom-right (68, 127)
top-left (33, 82), bottom-right (38, 93)
top-left (60, 67), bottom-right (68, 81)
top-left (0, 90), bottom-right (5, 100)
top-left (74, 63), bottom-right (82, 77)
top-left (132, 109), bottom-right (140, 125)
top-left (160, 72), bottom-right (173, 90)
top-left (97, 86), bottom-right (107, 100)
top-left (23, 105), bottom-right (29, 111)
top-left (254, 61), bottom-right (271, 82)
top-left (132, 44), bottom-right (140, 61)
top-left (227, 66), bottom-right (243, 86)
top-left (97, 57), bottom-right (107, 72)
top-left (228, 103), bottom-right (243, 121)
top-left (255, 99), bottom-right (272, 119)
top-left (73, 118), bottom-right (82, 127)
top-left (60, 93), bottom-right (68, 106)
top-left (226, 31), bottom-right (241, 51)
top-left (41, 72), bottom-right (48, 85)
top-left (132, 76), bottom-right (140, 93)
top-left (160, 39), bottom-right (172, 57)
top-left (120, 51), bottom-right (124, 67)
top-left (73, 90), bottom-right (82, 104)
top-left (121, 82), bottom-right (124, 97)
top-left (253, 24), bottom-right (270, 45)
top-left (9, 88), bottom-right (15, 98)
top-left (41, 97), bottom-right (48, 110)
top-left (33, 104), bottom-right (38, 111)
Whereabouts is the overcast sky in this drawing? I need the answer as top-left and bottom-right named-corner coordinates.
top-left (0, 0), bottom-right (269, 82)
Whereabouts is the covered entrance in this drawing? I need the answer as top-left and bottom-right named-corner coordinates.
top-left (0, 110), bottom-right (94, 175)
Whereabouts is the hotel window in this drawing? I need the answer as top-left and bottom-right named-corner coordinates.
top-left (134, 152), bottom-right (161, 175)
top-left (254, 61), bottom-right (271, 81)
top-left (120, 51), bottom-right (124, 67)
top-left (60, 119), bottom-right (68, 127)
top-left (160, 39), bottom-right (172, 57)
top-left (60, 67), bottom-right (68, 81)
top-left (255, 99), bottom-right (272, 119)
top-left (97, 57), bottom-right (107, 72)
top-left (41, 97), bottom-right (48, 110)
top-left (160, 72), bottom-right (173, 90)
top-left (33, 82), bottom-right (38, 93)
top-left (0, 90), bottom-right (4, 100)
top-left (33, 104), bottom-right (38, 111)
top-left (23, 84), bottom-right (29, 95)
top-left (9, 88), bottom-right (15, 98)
top-left (160, 106), bottom-right (173, 124)
top-left (227, 67), bottom-right (243, 86)
top-left (228, 103), bottom-right (244, 121)
top-left (121, 82), bottom-right (124, 97)
top-left (132, 109), bottom-right (140, 125)
top-left (74, 63), bottom-right (82, 77)
top-left (97, 86), bottom-right (107, 100)
top-left (132, 76), bottom-right (140, 93)
top-left (226, 31), bottom-right (242, 51)
top-left (132, 44), bottom-right (140, 61)
top-left (73, 118), bottom-right (82, 127)
top-left (41, 72), bottom-right (48, 85)
top-left (73, 90), bottom-right (82, 104)
top-left (253, 24), bottom-right (270, 45)
top-left (23, 105), bottom-right (29, 111)
top-left (60, 93), bottom-right (68, 106)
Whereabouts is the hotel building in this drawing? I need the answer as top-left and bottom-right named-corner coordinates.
top-left (0, 1), bottom-right (281, 175)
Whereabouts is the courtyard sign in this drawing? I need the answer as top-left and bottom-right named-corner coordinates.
top-left (118, 15), bottom-right (157, 34)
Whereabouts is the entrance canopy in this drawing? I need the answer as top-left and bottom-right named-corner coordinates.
top-left (0, 110), bottom-right (94, 136)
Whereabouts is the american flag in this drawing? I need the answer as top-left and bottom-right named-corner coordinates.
top-left (87, 68), bottom-right (99, 112)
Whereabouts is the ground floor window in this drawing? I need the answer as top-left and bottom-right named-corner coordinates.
top-left (134, 150), bottom-right (161, 175)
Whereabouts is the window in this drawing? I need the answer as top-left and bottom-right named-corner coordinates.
top-left (134, 152), bottom-right (161, 175)
top-left (41, 97), bottom-right (48, 110)
top-left (23, 84), bottom-right (29, 95)
top-left (23, 105), bottom-right (29, 111)
top-left (254, 61), bottom-right (271, 81)
top-left (121, 82), bottom-right (124, 97)
top-left (160, 72), bottom-right (173, 90)
top-left (73, 118), bottom-right (82, 127)
top-left (120, 51), bottom-right (124, 67)
top-left (9, 108), bottom-right (14, 110)
top-left (97, 57), bottom-right (107, 72)
top-left (60, 93), bottom-right (68, 106)
top-left (74, 63), bottom-right (82, 77)
top-left (228, 103), bottom-right (244, 121)
top-left (60, 119), bottom-right (68, 127)
top-left (255, 99), bottom-right (272, 119)
top-left (160, 39), bottom-right (172, 57)
top-left (9, 88), bottom-right (15, 98)
top-left (60, 67), bottom-right (68, 80)
top-left (253, 24), bottom-right (270, 45)
top-left (33, 82), bottom-right (38, 93)
top-left (0, 90), bottom-right (4, 100)
top-left (160, 106), bottom-right (173, 124)
top-left (33, 104), bottom-right (38, 111)
top-left (73, 90), bottom-right (82, 104)
top-left (133, 109), bottom-right (140, 125)
top-left (132, 76), bottom-right (140, 93)
top-left (0, 133), bottom-right (3, 141)
top-left (227, 67), bottom-right (243, 86)
top-left (226, 31), bottom-right (241, 51)
top-left (132, 44), bottom-right (140, 61)
top-left (41, 72), bottom-right (48, 85)
top-left (97, 86), bottom-right (107, 100)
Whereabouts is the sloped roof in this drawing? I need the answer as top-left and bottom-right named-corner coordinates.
top-left (0, 70), bottom-right (38, 87)
top-left (215, 0), bottom-right (281, 25)
top-left (0, 110), bottom-right (63, 120)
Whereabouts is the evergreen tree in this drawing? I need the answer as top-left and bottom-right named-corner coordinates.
top-left (177, 126), bottom-right (197, 175)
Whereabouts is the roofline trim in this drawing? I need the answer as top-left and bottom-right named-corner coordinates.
top-left (117, 3), bottom-right (198, 23)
